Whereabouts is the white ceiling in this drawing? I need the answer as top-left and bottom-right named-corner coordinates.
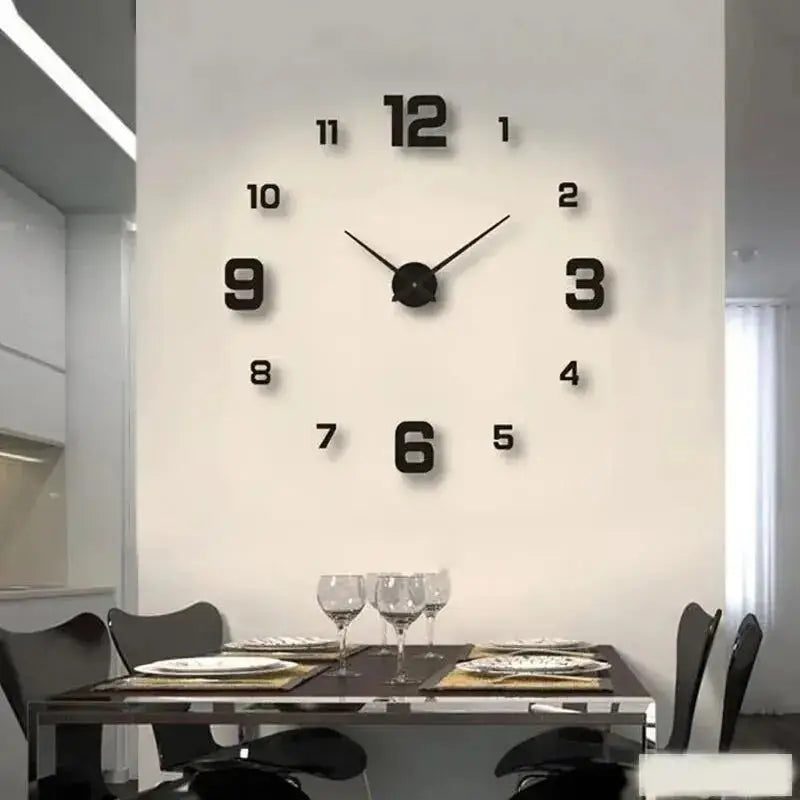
top-left (727, 0), bottom-right (800, 298)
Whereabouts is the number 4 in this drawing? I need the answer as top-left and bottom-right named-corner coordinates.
top-left (560, 361), bottom-right (579, 386)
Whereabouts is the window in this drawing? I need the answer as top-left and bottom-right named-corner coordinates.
top-left (725, 302), bottom-right (782, 628)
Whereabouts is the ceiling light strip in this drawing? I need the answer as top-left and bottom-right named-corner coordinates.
top-left (0, 5), bottom-right (136, 160)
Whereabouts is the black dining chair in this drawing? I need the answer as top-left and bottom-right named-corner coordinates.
top-left (107, 602), bottom-right (369, 795)
top-left (512, 761), bottom-right (629, 800)
top-left (0, 612), bottom-right (218, 800)
top-left (718, 613), bottom-right (763, 752)
top-left (508, 611), bottom-right (763, 800)
top-left (494, 601), bottom-right (723, 790)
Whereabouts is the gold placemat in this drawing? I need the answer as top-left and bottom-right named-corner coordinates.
top-left (421, 666), bottom-right (609, 693)
top-left (90, 663), bottom-right (324, 693)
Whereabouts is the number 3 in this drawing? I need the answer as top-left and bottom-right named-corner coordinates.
top-left (566, 258), bottom-right (605, 310)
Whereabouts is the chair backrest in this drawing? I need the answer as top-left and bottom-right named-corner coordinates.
top-left (665, 602), bottom-right (722, 751)
top-left (107, 601), bottom-right (223, 770)
top-left (0, 612), bottom-right (111, 798)
top-left (719, 614), bottom-right (763, 752)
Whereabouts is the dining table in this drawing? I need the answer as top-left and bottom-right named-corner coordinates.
top-left (28, 644), bottom-right (656, 783)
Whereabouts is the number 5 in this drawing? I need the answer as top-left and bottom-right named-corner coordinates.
top-left (395, 421), bottom-right (435, 473)
top-left (493, 425), bottom-right (514, 450)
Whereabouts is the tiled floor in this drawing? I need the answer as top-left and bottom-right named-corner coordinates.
top-left (735, 715), bottom-right (800, 796)
top-left (109, 781), bottom-right (140, 799)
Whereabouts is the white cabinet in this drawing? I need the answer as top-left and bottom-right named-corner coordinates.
top-left (0, 169), bottom-right (66, 444)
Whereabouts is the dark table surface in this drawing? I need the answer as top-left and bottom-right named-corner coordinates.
top-left (33, 644), bottom-right (655, 731)
top-left (286, 644), bottom-right (649, 698)
top-left (56, 643), bottom-right (651, 701)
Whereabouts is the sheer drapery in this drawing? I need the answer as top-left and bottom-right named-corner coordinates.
top-left (725, 302), bottom-right (783, 636)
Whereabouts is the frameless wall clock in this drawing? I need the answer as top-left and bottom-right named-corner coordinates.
top-left (221, 89), bottom-right (611, 478)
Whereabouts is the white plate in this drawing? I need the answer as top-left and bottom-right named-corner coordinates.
top-left (135, 655), bottom-right (297, 676)
top-left (483, 638), bottom-right (591, 652)
top-left (223, 636), bottom-right (337, 652)
top-left (456, 654), bottom-right (610, 676)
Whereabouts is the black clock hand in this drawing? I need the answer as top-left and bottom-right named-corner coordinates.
top-left (344, 230), bottom-right (398, 273)
top-left (431, 214), bottom-right (511, 274)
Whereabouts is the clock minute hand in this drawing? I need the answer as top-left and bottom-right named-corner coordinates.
top-left (431, 214), bottom-right (511, 274)
top-left (344, 230), bottom-right (398, 273)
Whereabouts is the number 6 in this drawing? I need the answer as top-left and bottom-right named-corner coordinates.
top-left (395, 421), bottom-right (435, 473)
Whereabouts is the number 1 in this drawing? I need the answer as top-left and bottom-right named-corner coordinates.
top-left (498, 116), bottom-right (509, 142)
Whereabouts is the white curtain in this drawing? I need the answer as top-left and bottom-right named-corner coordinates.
top-left (725, 302), bottom-right (783, 636)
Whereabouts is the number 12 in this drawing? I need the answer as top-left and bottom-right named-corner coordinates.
top-left (383, 94), bottom-right (447, 148)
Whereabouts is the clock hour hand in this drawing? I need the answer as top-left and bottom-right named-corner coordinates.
top-left (431, 214), bottom-right (510, 274)
top-left (344, 230), bottom-right (398, 273)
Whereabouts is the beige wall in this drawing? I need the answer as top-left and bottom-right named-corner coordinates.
top-left (136, 0), bottom-right (725, 793)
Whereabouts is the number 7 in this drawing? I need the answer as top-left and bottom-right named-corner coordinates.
top-left (317, 423), bottom-right (337, 449)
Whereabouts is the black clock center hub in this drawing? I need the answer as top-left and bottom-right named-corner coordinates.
top-left (392, 262), bottom-right (438, 307)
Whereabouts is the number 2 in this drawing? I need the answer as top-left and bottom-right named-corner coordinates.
top-left (558, 182), bottom-right (578, 207)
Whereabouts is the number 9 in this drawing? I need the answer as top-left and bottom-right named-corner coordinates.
top-left (224, 258), bottom-right (264, 310)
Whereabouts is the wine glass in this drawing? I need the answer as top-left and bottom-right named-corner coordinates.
top-left (316, 574), bottom-right (366, 677)
top-left (365, 572), bottom-right (393, 655)
top-left (375, 573), bottom-right (426, 684)
top-left (420, 569), bottom-right (451, 659)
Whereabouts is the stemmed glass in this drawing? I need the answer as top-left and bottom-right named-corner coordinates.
top-left (316, 574), bottom-right (366, 677)
top-left (365, 573), bottom-right (393, 655)
top-left (375, 573), bottom-right (426, 684)
top-left (420, 570), bottom-right (451, 659)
